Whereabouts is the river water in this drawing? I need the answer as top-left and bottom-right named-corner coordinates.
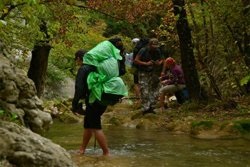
top-left (45, 121), bottom-right (250, 167)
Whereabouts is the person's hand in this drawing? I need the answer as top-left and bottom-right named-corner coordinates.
top-left (160, 72), bottom-right (165, 77)
top-left (73, 108), bottom-right (86, 116)
top-left (154, 60), bottom-right (162, 66)
top-left (72, 103), bottom-right (86, 115)
top-left (161, 79), bottom-right (170, 85)
top-left (146, 61), bottom-right (154, 66)
top-left (159, 75), bottom-right (166, 81)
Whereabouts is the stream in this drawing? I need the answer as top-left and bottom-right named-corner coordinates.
top-left (45, 121), bottom-right (250, 167)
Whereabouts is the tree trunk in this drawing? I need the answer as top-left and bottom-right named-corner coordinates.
top-left (28, 44), bottom-right (51, 97)
top-left (172, 0), bottom-right (205, 101)
top-left (28, 20), bottom-right (51, 97)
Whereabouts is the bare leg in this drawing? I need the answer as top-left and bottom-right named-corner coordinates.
top-left (165, 95), bottom-right (170, 105)
top-left (80, 129), bottom-right (92, 154)
top-left (134, 84), bottom-right (140, 98)
top-left (94, 129), bottom-right (109, 156)
top-left (133, 84), bottom-right (141, 110)
top-left (159, 93), bottom-right (165, 112)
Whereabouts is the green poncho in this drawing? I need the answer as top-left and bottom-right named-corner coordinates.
top-left (83, 41), bottom-right (128, 104)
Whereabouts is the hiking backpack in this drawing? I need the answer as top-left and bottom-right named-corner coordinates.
top-left (132, 38), bottom-right (149, 67)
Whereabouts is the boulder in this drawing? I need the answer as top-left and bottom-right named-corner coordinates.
top-left (0, 55), bottom-right (52, 133)
top-left (0, 121), bottom-right (77, 167)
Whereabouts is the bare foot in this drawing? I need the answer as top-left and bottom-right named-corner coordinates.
top-left (103, 151), bottom-right (110, 156)
top-left (78, 146), bottom-right (85, 155)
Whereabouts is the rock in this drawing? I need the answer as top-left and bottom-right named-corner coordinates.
top-left (0, 80), bottom-right (19, 102)
top-left (58, 112), bottom-right (82, 124)
top-left (0, 121), bottom-right (77, 167)
top-left (0, 55), bottom-right (52, 133)
top-left (136, 119), bottom-right (157, 130)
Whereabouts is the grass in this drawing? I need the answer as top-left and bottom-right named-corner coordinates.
top-left (233, 120), bottom-right (250, 133)
top-left (191, 120), bottom-right (214, 130)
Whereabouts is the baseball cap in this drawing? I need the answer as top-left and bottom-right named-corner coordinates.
top-left (132, 38), bottom-right (140, 44)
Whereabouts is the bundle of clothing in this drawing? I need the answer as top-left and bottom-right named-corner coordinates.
top-left (83, 41), bottom-right (128, 105)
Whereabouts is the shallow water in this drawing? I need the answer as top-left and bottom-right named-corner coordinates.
top-left (45, 121), bottom-right (250, 167)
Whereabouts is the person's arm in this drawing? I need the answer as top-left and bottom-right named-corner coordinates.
top-left (118, 51), bottom-right (126, 76)
top-left (161, 59), bottom-right (167, 77)
top-left (72, 66), bottom-right (86, 113)
top-left (169, 68), bottom-right (183, 85)
top-left (134, 48), bottom-right (153, 66)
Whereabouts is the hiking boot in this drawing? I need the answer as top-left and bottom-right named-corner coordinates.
top-left (142, 107), bottom-right (156, 115)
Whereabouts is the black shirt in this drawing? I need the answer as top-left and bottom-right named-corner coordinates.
top-left (137, 47), bottom-right (162, 72)
top-left (72, 64), bottom-right (96, 112)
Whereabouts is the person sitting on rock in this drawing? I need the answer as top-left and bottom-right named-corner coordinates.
top-left (159, 57), bottom-right (186, 111)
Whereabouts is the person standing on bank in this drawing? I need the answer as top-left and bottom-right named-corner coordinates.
top-left (131, 38), bottom-right (142, 103)
top-left (134, 38), bottom-right (164, 114)
top-left (72, 38), bottom-right (125, 156)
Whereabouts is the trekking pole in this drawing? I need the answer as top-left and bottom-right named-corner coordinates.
top-left (94, 136), bottom-right (97, 151)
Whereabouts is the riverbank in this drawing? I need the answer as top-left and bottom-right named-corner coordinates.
top-left (45, 121), bottom-right (250, 167)
top-left (101, 95), bottom-right (250, 140)
top-left (43, 96), bottom-right (250, 166)
top-left (46, 95), bottom-right (250, 140)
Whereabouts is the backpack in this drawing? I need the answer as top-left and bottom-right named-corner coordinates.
top-left (84, 41), bottom-right (128, 106)
top-left (132, 38), bottom-right (149, 68)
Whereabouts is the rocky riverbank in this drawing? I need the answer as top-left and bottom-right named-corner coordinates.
top-left (101, 96), bottom-right (250, 140)
top-left (48, 95), bottom-right (250, 140)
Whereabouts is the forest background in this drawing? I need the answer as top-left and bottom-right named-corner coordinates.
top-left (0, 0), bottom-right (250, 111)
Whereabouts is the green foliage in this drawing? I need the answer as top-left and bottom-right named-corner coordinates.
top-left (0, 109), bottom-right (4, 116)
top-left (46, 62), bottom-right (67, 84)
top-left (103, 20), bottom-right (138, 37)
top-left (185, 0), bottom-right (250, 98)
top-left (179, 101), bottom-right (202, 112)
top-left (1, 1), bottom-right (109, 87)
top-left (86, 0), bottom-right (170, 38)
top-left (0, 108), bottom-right (20, 123)
top-left (240, 74), bottom-right (250, 86)
top-left (233, 120), bottom-right (250, 133)
top-left (0, 1), bottom-right (53, 51)
top-left (2, 0), bottom-right (249, 101)
top-left (108, 117), bottom-right (121, 126)
top-left (191, 120), bottom-right (214, 129)
top-left (47, 10), bottom-right (107, 83)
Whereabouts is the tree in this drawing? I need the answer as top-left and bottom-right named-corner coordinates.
top-left (187, 1), bottom-right (222, 100)
top-left (0, 1), bottom-right (106, 97)
top-left (172, 0), bottom-right (204, 101)
top-left (85, 0), bottom-right (169, 37)
top-left (204, 0), bottom-right (250, 95)
top-left (27, 20), bottom-right (51, 97)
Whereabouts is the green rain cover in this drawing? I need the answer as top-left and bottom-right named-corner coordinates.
top-left (83, 41), bottom-right (128, 104)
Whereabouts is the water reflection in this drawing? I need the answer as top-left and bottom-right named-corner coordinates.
top-left (45, 122), bottom-right (250, 167)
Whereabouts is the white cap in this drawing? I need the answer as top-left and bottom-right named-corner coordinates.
top-left (132, 38), bottom-right (140, 44)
